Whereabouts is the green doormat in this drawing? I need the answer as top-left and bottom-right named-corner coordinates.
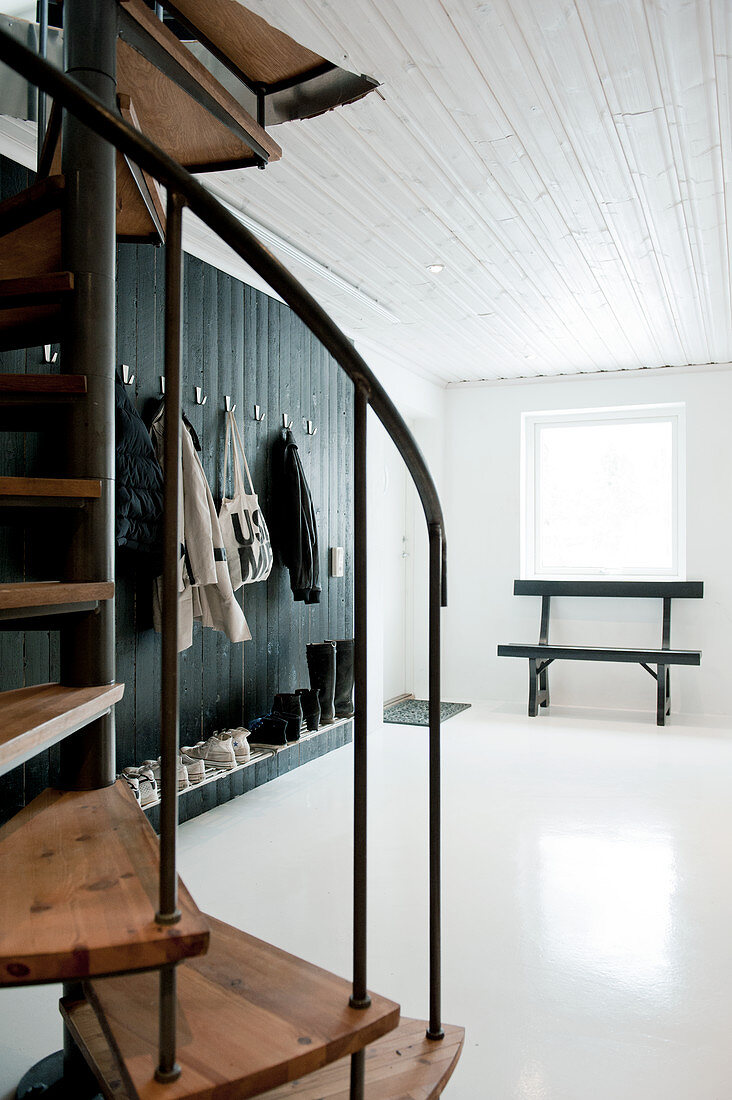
top-left (383, 699), bottom-right (471, 726)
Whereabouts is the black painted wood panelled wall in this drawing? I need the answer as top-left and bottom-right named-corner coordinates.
top-left (0, 153), bottom-right (354, 824)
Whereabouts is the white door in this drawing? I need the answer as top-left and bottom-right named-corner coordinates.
top-left (381, 431), bottom-right (413, 702)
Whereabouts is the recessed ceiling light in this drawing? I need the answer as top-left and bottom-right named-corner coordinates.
top-left (428, 263), bottom-right (445, 274)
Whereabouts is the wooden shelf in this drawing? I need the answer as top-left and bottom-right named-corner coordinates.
top-left (86, 913), bottom-right (399, 1099)
top-left (0, 581), bottom-right (114, 623)
top-left (0, 779), bottom-right (210, 986)
top-left (257, 1018), bottom-right (465, 1100)
top-left (0, 682), bottom-right (124, 779)
top-left (0, 373), bottom-right (86, 399)
top-left (143, 717), bottom-right (354, 812)
top-left (0, 477), bottom-right (102, 502)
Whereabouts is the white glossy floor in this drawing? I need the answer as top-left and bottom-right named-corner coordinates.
top-left (2, 703), bottom-right (732, 1099)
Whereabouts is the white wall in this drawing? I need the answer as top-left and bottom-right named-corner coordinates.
top-left (358, 345), bottom-right (445, 728)
top-left (443, 366), bottom-right (732, 717)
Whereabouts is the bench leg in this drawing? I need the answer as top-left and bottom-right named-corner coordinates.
top-left (539, 662), bottom-right (550, 708)
top-left (656, 664), bottom-right (668, 726)
top-left (528, 660), bottom-right (539, 717)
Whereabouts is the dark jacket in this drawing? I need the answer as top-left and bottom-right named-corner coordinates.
top-left (275, 428), bottom-right (321, 603)
top-left (115, 374), bottom-right (164, 569)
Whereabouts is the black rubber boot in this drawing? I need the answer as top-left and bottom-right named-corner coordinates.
top-left (249, 713), bottom-right (288, 746)
top-left (273, 692), bottom-right (303, 742)
top-left (306, 641), bottom-right (336, 724)
top-left (296, 687), bottom-right (321, 731)
top-left (328, 638), bottom-right (355, 719)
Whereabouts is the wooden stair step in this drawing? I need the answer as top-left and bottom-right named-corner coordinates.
top-left (0, 272), bottom-right (74, 352)
top-left (85, 914), bottom-right (400, 1099)
top-left (117, 0), bottom-right (281, 172)
top-left (0, 176), bottom-right (64, 283)
top-left (62, 999), bottom-right (462, 1100)
top-left (0, 476), bottom-right (102, 501)
top-left (43, 104), bottom-right (166, 244)
top-left (0, 372), bottom-right (86, 398)
top-left (257, 1018), bottom-right (465, 1100)
top-left (62, 997), bottom-right (132, 1099)
top-left (0, 682), bottom-right (125, 779)
top-left (0, 779), bottom-right (210, 987)
top-left (0, 581), bottom-right (114, 623)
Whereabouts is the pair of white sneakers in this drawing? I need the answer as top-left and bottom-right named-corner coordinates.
top-left (121, 765), bottom-right (158, 808)
top-left (142, 753), bottom-right (206, 793)
top-left (181, 729), bottom-right (251, 771)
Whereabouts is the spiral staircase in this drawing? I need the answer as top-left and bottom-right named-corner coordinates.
top-left (0, 2), bottom-right (462, 1097)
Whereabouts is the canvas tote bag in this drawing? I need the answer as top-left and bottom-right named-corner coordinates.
top-left (219, 410), bottom-right (273, 589)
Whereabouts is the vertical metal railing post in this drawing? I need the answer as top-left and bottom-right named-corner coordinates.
top-left (349, 383), bottom-right (371, 1100)
top-left (155, 190), bottom-right (185, 1085)
top-left (36, 0), bottom-right (48, 169)
top-left (426, 523), bottom-right (444, 1040)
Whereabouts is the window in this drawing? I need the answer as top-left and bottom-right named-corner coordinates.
top-left (521, 403), bottom-right (685, 580)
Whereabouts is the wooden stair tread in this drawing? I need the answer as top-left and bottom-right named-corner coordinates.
top-left (44, 105), bottom-right (165, 244)
top-left (0, 176), bottom-right (64, 283)
top-left (0, 581), bottom-right (114, 610)
top-left (0, 477), bottom-right (101, 499)
top-left (257, 1019), bottom-right (465, 1100)
top-left (0, 272), bottom-right (74, 302)
top-left (117, 0), bottom-right (281, 172)
top-left (164, 0), bottom-right (325, 86)
top-left (0, 779), bottom-right (210, 986)
top-left (86, 914), bottom-right (400, 1099)
top-left (0, 174), bottom-right (64, 236)
top-left (62, 1001), bottom-right (462, 1100)
top-left (0, 682), bottom-right (124, 779)
top-left (0, 373), bottom-right (86, 397)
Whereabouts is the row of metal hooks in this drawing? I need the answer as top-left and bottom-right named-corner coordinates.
top-left (119, 365), bottom-right (317, 434)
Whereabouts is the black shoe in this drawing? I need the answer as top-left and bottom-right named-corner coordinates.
top-left (249, 713), bottom-right (288, 746)
top-left (306, 641), bottom-right (336, 724)
top-left (273, 692), bottom-right (303, 742)
top-left (295, 688), bottom-right (321, 731)
top-left (327, 638), bottom-right (355, 719)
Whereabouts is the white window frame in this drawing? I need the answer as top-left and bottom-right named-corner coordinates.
top-left (520, 403), bottom-right (686, 581)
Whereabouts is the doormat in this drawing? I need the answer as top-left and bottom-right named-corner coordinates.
top-left (383, 699), bottom-right (471, 726)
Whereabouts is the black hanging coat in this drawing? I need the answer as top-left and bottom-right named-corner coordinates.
top-left (275, 428), bottom-right (321, 603)
top-left (115, 374), bottom-right (164, 570)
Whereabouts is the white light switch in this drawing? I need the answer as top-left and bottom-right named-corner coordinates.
top-left (330, 547), bottom-right (344, 577)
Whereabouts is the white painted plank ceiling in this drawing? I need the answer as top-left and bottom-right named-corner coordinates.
top-left (213, 0), bottom-right (731, 384)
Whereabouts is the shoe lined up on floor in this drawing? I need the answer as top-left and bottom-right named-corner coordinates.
top-left (249, 713), bottom-right (289, 746)
top-left (272, 693), bottom-right (303, 742)
top-left (121, 765), bottom-right (158, 808)
top-left (182, 728), bottom-right (251, 771)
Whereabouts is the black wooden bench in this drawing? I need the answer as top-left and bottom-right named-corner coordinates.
top-left (497, 580), bottom-right (703, 725)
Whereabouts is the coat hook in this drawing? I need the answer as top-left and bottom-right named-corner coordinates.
top-left (195, 386), bottom-right (207, 406)
top-left (282, 413), bottom-right (292, 430)
top-left (43, 344), bottom-right (57, 364)
top-left (253, 404), bottom-right (266, 422)
top-left (305, 419), bottom-right (317, 436)
top-left (121, 363), bottom-right (135, 386)
top-left (224, 395), bottom-right (236, 412)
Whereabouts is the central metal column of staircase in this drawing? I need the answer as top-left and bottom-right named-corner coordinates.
top-left (0, 3), bottom-right (464, 1097)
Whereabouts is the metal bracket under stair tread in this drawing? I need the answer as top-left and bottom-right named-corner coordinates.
top-left (0, 779), bottom-right (210, 987)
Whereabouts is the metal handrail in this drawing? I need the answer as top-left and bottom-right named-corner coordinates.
top-left (0, 24), bottom-right (448, 1091)
top-left (0, 29), bottom-right (447, 592)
